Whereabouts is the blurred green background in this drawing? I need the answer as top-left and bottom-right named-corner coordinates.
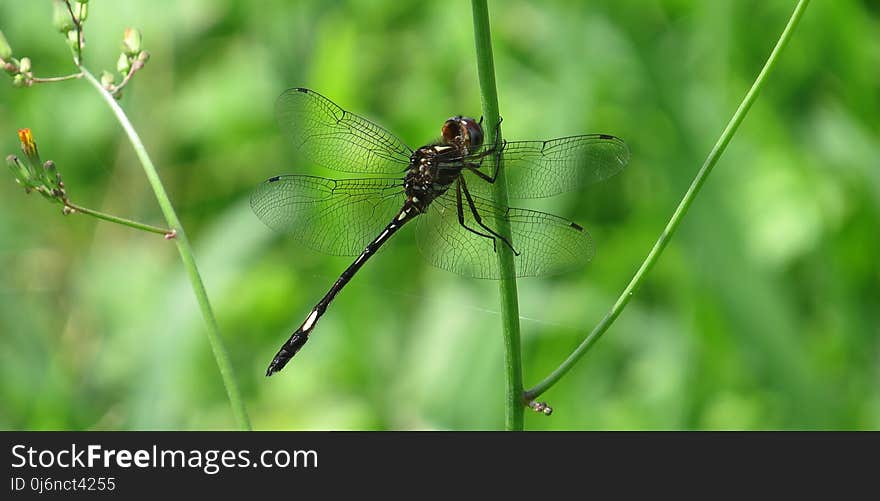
top-left (1, 0), bottom-right (878, 430)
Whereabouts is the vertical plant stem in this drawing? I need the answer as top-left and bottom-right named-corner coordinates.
top-left (80, 68), bottom-right (252, 430)
top-left (524, 0), bottom-right (811, 401)
top-left (470, 0), bottom-right (524, 430)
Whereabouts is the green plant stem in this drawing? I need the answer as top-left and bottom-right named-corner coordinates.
top-left (32, 72), bottom-right (83, 83)
top-left (79, 67), bottom-right (252, 430)
top-left (64, 200), bottom-right (174, 236)
top-left (470, 0), bottom-right (524, 431)
top-left (62, 0), bottom-right (83, 65)
top-left (524, 0), bottom-right (811, 402)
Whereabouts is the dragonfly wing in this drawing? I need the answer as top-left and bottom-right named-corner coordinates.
top-left (276, 88), bottom-right (413, 174)
top-left (464, 134), bottom-right (630, 198)
top-left (251, 175), bottom-right (405, 256)
top-left (415, 186), bottom-right (594, 279)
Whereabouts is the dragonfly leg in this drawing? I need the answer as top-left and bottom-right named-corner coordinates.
top-left (466, 126), bottom-right (506, 183)
top-left (466, 162), bottom-right (496, 183)
top-left (459, 176), bottom-right (519, 255)
top-left (454, 181), bottom-right (499, 251)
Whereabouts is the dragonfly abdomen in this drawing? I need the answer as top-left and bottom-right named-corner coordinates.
top-left (265, 204), bottom-right (421, 376)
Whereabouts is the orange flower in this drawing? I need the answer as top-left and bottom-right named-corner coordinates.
top-left (16, 128), bottom-right (43, 178)
top-left (18, 128), bottom-right (37, 157)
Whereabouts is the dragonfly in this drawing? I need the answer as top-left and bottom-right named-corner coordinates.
top-left (252, 88), bottom-right (630, 376)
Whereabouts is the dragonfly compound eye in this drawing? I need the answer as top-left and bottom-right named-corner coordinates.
top-left (441, 117), bottom-right (462, 145)
top-left (442, 116), bottom-right (484, 151)
top-left (460, 117), bottom-right (484, 149)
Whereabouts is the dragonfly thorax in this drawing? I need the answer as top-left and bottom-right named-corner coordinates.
top-left (404, 144), bottom-right (465, 211)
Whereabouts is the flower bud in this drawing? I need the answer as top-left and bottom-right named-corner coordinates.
top-left (117, 53), bottom-right (131, 74)
top-left (73, 2), bottom-right (88, 23)
top-left (100, 70), bottom-right (115, 88)
top-left (129, 51), bottom-right (150, 73)
top-left (53, 0), bottom-right (74, 33)
top-left (18, 57), bottom-right (31, 74)
top-left (7, 154), bottom-right (31, 187)
top-left (18, 129), bottom-right (41, 166)
top-left (43, 161), bottom-right (65, 194)
top-left (0, 30), bottom-right (12, 60)
top-left (122, 28), bottom-right (142, 56)
top-left (12, 74), bottom-right (25, 87)
top-left (66, 29), bottom-right (79, 52)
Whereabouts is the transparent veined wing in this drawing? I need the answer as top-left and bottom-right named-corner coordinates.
top-left (415, 184), bottom-right (594, 279)
top-left (463, 134), bottom-right (630, 198)
top-left (276, 88), bottom-right (413, 174)
top-left (251, 175), bottom-right (405, 256)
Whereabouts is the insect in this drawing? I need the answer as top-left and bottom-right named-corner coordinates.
top-left (252, 88), bottom-right (629, 376)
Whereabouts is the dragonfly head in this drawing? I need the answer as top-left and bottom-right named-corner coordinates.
top-left (442, 116), bottom-right (484, 152)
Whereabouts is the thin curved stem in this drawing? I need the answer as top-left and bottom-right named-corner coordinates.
top-left (79, 67), bottom-right (251, 430)
top-left (525, 0), bottom-right (811, 401)
top-left (64, 200), bottom-right (174, 237)
top-left (471, 0), bottom-right (524, 430)
top-left (32, 72), bottom-right (82, 83)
